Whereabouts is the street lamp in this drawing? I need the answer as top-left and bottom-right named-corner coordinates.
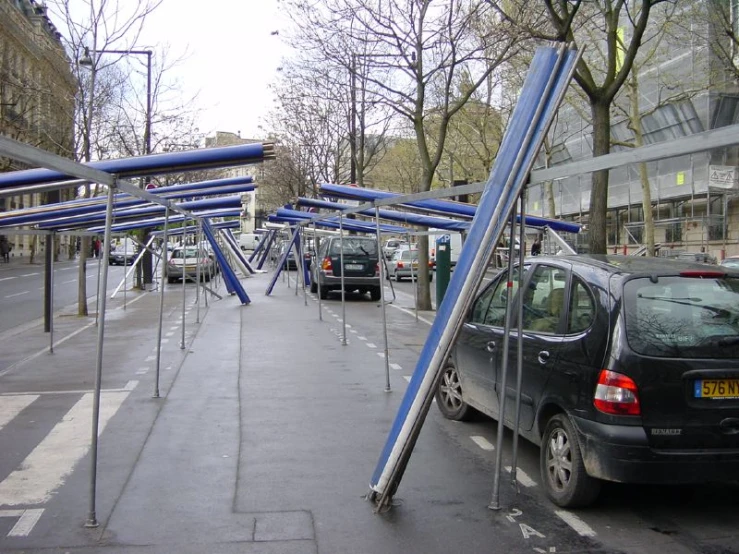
top-left (79, 46), bottom-right (154, 288)
top-left (78, 46), bottom-right (152, 157)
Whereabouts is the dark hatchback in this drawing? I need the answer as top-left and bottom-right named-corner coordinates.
top-left (435, 255), bottom-right (739, 507)
top-left (310, 236), bottom-right (381, 301)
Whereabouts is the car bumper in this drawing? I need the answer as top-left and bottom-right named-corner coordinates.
top-left (316, 272), bottom-right (379, 289)
top-left (571, 415), bottom-right (739, 484)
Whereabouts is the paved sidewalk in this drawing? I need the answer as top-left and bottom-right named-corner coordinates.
top-left (0, 271), bottom-right (539, 554)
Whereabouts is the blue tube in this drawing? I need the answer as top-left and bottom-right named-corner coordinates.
top-left (201, 219), bottom-right (250, 305)
top-left (0, 143), bottom-right (271, 189)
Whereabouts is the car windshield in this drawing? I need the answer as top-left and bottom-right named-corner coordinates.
top-left (623, 275), bottom-right (739, 358)
top-left (171, 248), bottom-right (200, 259)
top-left (721, 259), bottom-right (739, 269)
top-left (329, 239), bottom-right (378, 256)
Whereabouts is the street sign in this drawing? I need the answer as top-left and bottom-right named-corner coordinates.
top-left (708, 165), bottom-right (738, 190)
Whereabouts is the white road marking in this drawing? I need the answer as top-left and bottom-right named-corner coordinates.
top-left (0, 276), bottom-right (16, 282)
top-left (123, 380), bottom-right (138, 391)
top-left (59, 267), bottom-right (73, 271)
top-left (160, 338), bottom-right (169, 343)
top-left (86, 274), bottom-right (95, 279)
top-left (388, 303), bottom-right (434, 326)
top-left (345, 324), bottom-right (352, 328)
top-left (169, 326), bottom-right (179, 331)
top-left (366, 343), bottom-right (377, 348)
top-left (358, 336), bottom-right (367, 341)
top-left (20, 273), bottom-right (39, 277)
top-left (4, 291), bottom-right (29, 298)
top-left (0, 386), bottom-right (134, 396)
top-left (0, 395), bottom-right (38, 431)
top-left (7, 508), bottom-right (44, 537)
top-left (0, 391), bottom-right (129, 506)
top-left (504, 466), bottom-right (537, 488)
top-left (390, 363), bottom-right (402, 370)
top-left (470, 435), bottom-right (495, 451)
top-left (62, 279), bottom-right (76, 284)
top-left (165, 331), bottom-right (174, 337)
top-left (403, 375), bottom-right (411, 382)
top-left (145, 355), bottom-right (156, 362)
top-left (377, 352), bottom-right (385, 359)
top-left (554, 510), bottom-right (596, 537)
top-left (349, 329), bottom-right (357, 334)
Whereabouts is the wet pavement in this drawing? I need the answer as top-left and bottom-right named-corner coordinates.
top-left (0, 269), bottom-right (738, 553)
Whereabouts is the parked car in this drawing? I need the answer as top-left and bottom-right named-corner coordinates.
top-left (310, 236), bottom-right (381, 300)
top-left (382, 239), bottom-right (408, 260)
top-left (720, 256), bottom-right (739, 269)
top-left (435, 254), bottom-right (739, 508)
top-left (276, 241), bottom-right (299, 270)
top-left (387, 249), bottom-right (433, 282)
top-left (108, 240), bottom-right (137, 266)
top-left (166, 247), bottom-right (216, 283)
top-left (677, 251), bottom-right (717, 265)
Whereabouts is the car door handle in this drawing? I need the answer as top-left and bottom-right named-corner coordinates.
top-left (486, 341), bottom-right (496, 353)
top-left (538, 350), bottom-right (550, 365)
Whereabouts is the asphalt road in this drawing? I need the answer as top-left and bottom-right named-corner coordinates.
top-left (0, 257), bottom-right (143, 335)
top-left (0, 266), bottom-right (738, 553)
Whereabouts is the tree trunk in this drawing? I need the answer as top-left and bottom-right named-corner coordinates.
top-left (628, 74), bottom-right (655, 256)
top-left (416, 171), bottom-right (434, 311)
top-left (78, 236), bottom-right (89, 316)
top-left (544, 181), bottom-right (556, 218)
top-left (588, 101), bottom-right (611, 255)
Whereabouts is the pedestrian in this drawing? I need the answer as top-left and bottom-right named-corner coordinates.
top-left (531, 235), bottom-right (542, 256)
top-left (93, 238), bottom-right (101, 258)
top-left (0, 239), bottom-right (9, 263)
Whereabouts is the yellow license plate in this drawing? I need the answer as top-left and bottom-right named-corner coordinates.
top-left (695, 379), bottom-right (739, 399)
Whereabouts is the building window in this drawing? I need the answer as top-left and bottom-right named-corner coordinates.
top-left (665, 223), bottom-right (682, 242)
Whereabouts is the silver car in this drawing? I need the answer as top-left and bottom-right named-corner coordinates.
top-left (166, 247), bottom-right (215, 283)
top-left (387, 249), bottom-right (433, 282)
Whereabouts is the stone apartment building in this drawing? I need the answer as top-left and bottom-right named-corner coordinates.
top-left (205, 131), bottom-right (264, 233)
top-left (0, 0), bottom-right (76, 258)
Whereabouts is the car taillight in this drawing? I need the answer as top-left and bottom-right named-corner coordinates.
top-left (375, 263), bottom-right (380, 275)
top-left (594, 370), bottom-right (640, 416)
top-left (397, 261), bottom-right (404, 268)
top-left (679, 270), bottom-right (724, 278)
top-left (321, 257), bottom-right (332, 270)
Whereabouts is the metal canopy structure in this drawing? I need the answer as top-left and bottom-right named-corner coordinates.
top-left (0, 134), bottom-right (273, 528)
top-left (367, 45), bottom-right (580, 510)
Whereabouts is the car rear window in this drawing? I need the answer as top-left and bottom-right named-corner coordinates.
top-left (329, 239), bottom-right (378, 256)
top-left (623, 275), bottom-right (739, 358)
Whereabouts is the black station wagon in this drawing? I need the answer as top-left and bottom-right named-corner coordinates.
top-left (435, 255), bottom-right (739, 507)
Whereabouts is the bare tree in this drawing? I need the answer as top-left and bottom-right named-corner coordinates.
top-left (285, 0), bottom-right (518, 310)
top-left (491, 0), bottom-right (670, 254)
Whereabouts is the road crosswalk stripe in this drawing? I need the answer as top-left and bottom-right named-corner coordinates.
top-left (0, 395), bottom-right (38, 431)
top-left (0, 391), bottom-right (129, 506)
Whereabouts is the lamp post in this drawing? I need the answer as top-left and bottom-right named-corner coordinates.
top-left (79, 46), bottom-right (152, 157)
top-left (79, 46), bottom-right (153, 287)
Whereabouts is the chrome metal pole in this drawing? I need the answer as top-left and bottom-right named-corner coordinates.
top-left (511, 191), bottom-right (527, 489)
top-left (489, 211), bottom-right (519, 511)
top-left (339, 211), bottom-right (347, 345)
top-left (181, 218), bottom-right (187, 350)
top-left (95, 245), bottom-right (102, 326)
top-left (154, 207), bottom-right (169, 399)
top-left (409, 233), bottom-right (418, 322)
top-left (49, 233), bottom-right (54, 353)
top-left (196, 220), bottom-right (202, 323)
top-left (376, 208), bottom-right (391, 392)
top-left (314, 221), bottom-right (323, 321)
top-left (300, 226), bottom-right (308, 306)
top-left (86, 183), bottom-right (115, 528)
top-left (123, 237), bottom-right (127, 310)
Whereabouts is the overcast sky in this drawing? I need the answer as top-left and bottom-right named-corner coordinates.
top-left (140, 0), bottom-right (291, 140)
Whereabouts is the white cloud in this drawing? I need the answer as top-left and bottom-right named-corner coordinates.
top-left (142, 0), bottom-right (290, 139)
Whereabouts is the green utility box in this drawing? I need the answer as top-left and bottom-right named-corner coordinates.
top-left (435, 234), bottom-right (451, 307)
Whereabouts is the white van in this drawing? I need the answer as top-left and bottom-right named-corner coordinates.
top-left (428, 231), bottom-right (464, 267)
top-left (238, 233), bottom-right (261, 252)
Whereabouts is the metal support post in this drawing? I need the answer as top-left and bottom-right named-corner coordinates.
top-left (339, 211), bottom-right (347, 345)
top-left (123, 237), bottom-right (128, 310)
top-left (300, 226), bottom-right (308, 307)
top-left (181, 218), bottom-right (187, 350)
top-left (86, 182), bottom-right (116, 528)
top-left (154, 207), bottom-right (169, 399)
top-left (46, 233), bottom-right (54, 352)
top-left (409, 232), bottom-right (418, 322)
top-left (489, 210), bottom-right (519, 511)
top-left (314, 222), bottom-right (323, 321)
top-left (510, 191), bottom-right (527, 489)
top-left (376, 208), bottom-right (391, 392)
top-left (95, 246), bottom-right (102, 326)
top-left (196, 220), bottom-right (202, 323)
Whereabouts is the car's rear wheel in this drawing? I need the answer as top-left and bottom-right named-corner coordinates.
top-left (369, 287), bottom-right (381, 301)
top-left (435, 363), bottom-right (472, 421)
top-left (540, 414), bottom-right (601, 508)
top-left (310, 279), bottom-right (317, 293)
top-left (319, 286), bottom-right (329, 300)
top-left (394, 272), bottom-right (402, 282)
